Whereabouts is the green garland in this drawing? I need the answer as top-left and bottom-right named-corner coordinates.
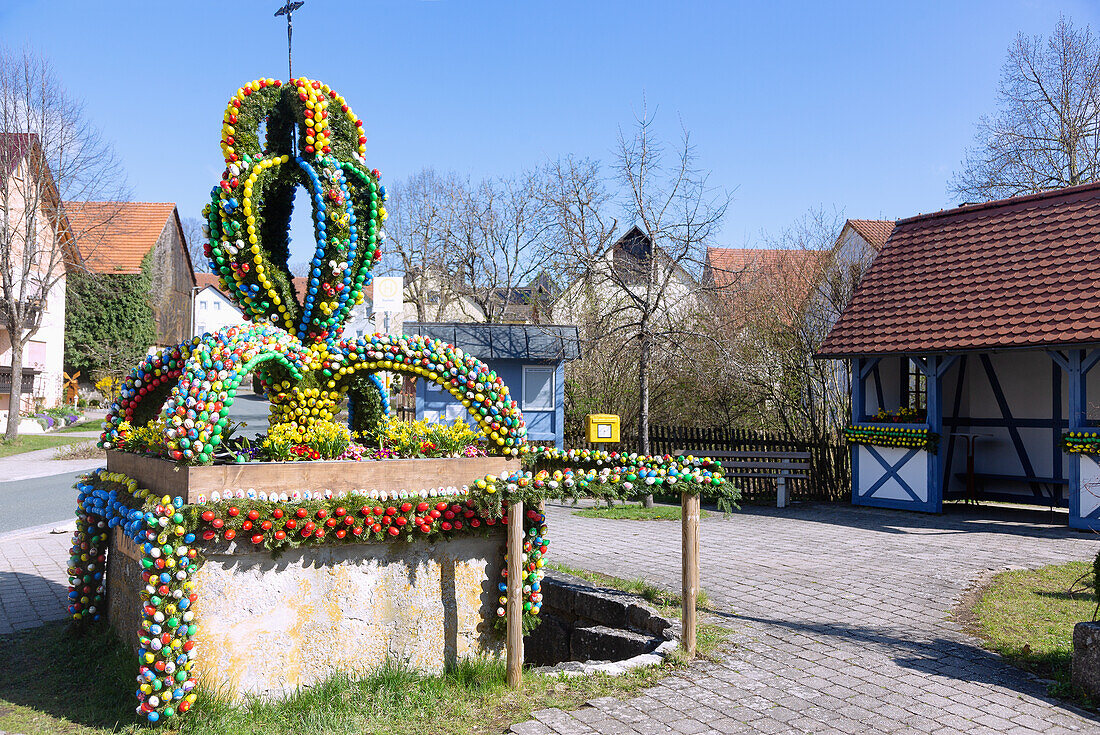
top-left (844, 424), bottom-right (939, 453)
top-left (1062, 431), bottom-right (1100, 454)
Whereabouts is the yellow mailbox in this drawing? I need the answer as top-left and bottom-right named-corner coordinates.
top-left (585, 414), bottom-right (620, 443)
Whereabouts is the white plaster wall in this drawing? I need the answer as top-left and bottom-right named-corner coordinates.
top-left (0, 157), bottom-right (67, 411)
top-left (955, 351), bottom-right (1069, 501)
top-left (192, 287), bottom-right (244, 337)
top-left (856, 445), bottom-right (928, 502)
top-left (1080, 455), bottom-right (1100, 518)
top-left (864, 356), bottom-right (904, 416)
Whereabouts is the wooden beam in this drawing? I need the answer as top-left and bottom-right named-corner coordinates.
top-left (1047, 350), bottom-right (1070, 372)
top-left (506, 500), bottom-right (524, 687)
top-left (681, 491), bottom-right (700, 658)
top-left (852, 358), bottom-right (866, 422)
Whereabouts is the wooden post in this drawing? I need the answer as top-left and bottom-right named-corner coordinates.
top-left (506, 500), bottom-right (524, 687)
top-left (681, 491), bottom-right (699, 657)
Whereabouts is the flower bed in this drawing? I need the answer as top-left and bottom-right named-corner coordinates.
top-left (844, 423), bottom-right (939, 452)
top-left (1061, 431), bottom-right (1100, 454)
top-left (25, 407), bottom-right (84, 432)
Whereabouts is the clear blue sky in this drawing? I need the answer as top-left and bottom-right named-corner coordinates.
top-left (3, 0), bottom-right (1097, 262)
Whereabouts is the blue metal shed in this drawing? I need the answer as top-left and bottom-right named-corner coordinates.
top-left (404, 322), bottom-right (581, 448)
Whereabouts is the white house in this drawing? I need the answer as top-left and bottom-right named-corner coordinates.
top-left (0, 132), bottom-right (72, 420)
top-left (192, 273), bottom-right (245, 337)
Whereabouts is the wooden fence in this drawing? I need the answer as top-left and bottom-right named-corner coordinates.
top-left (563, 425), bottom-right (849, 503)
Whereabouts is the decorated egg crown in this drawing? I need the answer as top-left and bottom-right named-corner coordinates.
top-left (204, 77), bottom-right (382, 347)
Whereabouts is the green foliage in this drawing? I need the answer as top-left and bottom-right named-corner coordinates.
top-left (65, 251), bottom-right (156, 380)
top-left (0, 618), bottom-right (726, 735)
top-left (347, 373), bottom-right (385, 444)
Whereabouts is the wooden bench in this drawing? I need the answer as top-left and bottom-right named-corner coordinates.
top-left (953, 472), bottom-right (1068, 506)
top-left (675, 450), bottom-right (811, 508)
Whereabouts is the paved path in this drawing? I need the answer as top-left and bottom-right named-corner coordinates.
top-left (511, 502), bottom-right (1100, 735)
top-left (0, 522), bottom-right (73, 635)
top-left (0, 444), bottom-right (103, 482)
top-left (3, 501), bottom-right (1100, 732)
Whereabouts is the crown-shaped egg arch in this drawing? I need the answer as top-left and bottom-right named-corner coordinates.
top-left (99, 78), bottom-right (528, 462)
top-left (203, 77), bottom-right (382, 347)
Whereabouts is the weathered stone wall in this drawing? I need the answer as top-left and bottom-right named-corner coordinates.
top-left (108, 529), bottom-right (505, 700)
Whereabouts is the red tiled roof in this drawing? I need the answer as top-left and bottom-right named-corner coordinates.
top-left (818, 182), bottom-right (1100, 356)
top-left (65, 201), bottom-right (176, 274)
top-left (706, 247), bottom-right (824, 290)
top-left (706, 247), bottom-right (827, 326)
top-left (846, 219), bottom-right (894, 251)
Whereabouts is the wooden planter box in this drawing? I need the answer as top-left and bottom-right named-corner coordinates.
top-left (104, 452), bottom-right (515, 699)
top-left (105, 450), bottom-right (518, 503)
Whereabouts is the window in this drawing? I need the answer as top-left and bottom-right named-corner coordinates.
top-left (200, 301), bottom-right (208, 310)
top-left (523, 367), bottom-right (555, 410)
top-left (214, 301), bottom-right (221, 311)
top-left (905, 359), bottom-right (927, 415)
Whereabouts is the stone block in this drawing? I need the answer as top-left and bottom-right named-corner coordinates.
top-left (573, 588), bottom-right (632, 626)
top-left (571, 625), bottom-right (661, 662)
top-left (108, 527), bottom-right (505, 700)
top-left (1072, 621), bottom-right (1100, 698)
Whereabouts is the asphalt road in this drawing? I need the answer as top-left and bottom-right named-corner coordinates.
top-left (0, 393), bottom-right (304, 535)
top-left (0, 470), bottom-right (88, 534)
top-left (226, 392), bottom-right (271, 439)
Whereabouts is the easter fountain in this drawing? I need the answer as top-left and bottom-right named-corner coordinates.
top-left (68, 77), bottom-right (738, 725)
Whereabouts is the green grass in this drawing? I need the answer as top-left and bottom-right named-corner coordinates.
top-left (573, 503), bottom-right (712, 521)
top-left (547, 562), bottom-right (712, 612)
top-left (56, 420), bottom-right (102, 434)
top-left (968, 561), bottom-right (1096, 704)
top-left (0, 434), bottom-right (92, 458)
top-left (0, 617), bottom-right (728, 735)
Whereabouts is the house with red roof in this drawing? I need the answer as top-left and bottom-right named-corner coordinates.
top-left (819, 183), bottom-right (1100, 529)
top-left (65, 201), bottom-right (196, 347)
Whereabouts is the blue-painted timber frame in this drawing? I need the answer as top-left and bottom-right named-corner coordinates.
top-left (850, 355), bottom-right (955, 513)
top-left (1050, 348), bottom-right (1100, 529)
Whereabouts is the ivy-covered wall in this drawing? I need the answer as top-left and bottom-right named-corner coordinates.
top-left (65, 251), bottom-right (157, 380)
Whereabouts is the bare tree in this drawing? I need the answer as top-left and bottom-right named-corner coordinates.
top-left (548, 110), bottom-right (728, 506)
top-left (952, 16), bottom-right (1100, 201)
top-left (180, 215), bottom-right (211, 274)
top-left (0, 48), bottom-right (126, 439)
top-left (450, 171), bottom-right (555, 323)
top-left (382, 168), bottom-right (467, 321)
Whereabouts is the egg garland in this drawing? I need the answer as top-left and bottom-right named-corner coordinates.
top-left (1061, 431), bottom-right (1100, 454)
top-left (99, 340), bottom-right (201, 449)
top-left (843, 424), bottom-right (939, 453)
top-left (497, 508), bottom-right (548, 631)
top-left (68, 469), bottom-right (200, 723)
top-left (99, 78), bottom-right (527, 464)
top-left (331, 333), bottom-right (527, 455)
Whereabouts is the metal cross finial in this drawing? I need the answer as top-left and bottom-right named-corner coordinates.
top-left (275, 1), bottom-right (305, 80)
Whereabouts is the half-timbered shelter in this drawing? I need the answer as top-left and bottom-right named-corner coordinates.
top-left (818, 182), bottom-right (1100, 529)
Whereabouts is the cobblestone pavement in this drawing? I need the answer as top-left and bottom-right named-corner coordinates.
top-left (510, 502), bottom-right (1100, 735)
top-left (0, 522), bottom-right (73, 636)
